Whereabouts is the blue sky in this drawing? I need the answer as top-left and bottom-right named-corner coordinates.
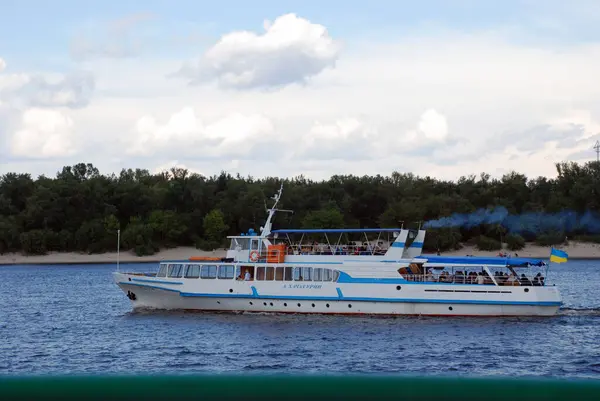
top-left (1, 0), bottom-right (600, 180)
top-left (2, 0), bottom-right (599, 69)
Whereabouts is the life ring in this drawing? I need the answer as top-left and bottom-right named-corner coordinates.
top-left (249, 251), bottom-right (259, 262)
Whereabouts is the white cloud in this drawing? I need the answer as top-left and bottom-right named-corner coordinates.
top-left (153, 160), bottom-right (203, 176)
top-left (79, 32), bottom-right (600, 179)
top-left (15, 72), bottom-right (95, 109)
top-left (417, 109), bottom-right (448, 142)
top-left (0, 59), bottom-right (94, 109)
top-left (4, 14), bottom-right (600, 181)
top-left (10, 108), bottom-right (76, 158)
top-left (175, 13), bottom-right (341, 89)
top-left (293, 118), bottom-right (377, 160)
top-left (129, 107), bottom-right (276, 158)
top-left (291, 109), bottom-right (451, 161)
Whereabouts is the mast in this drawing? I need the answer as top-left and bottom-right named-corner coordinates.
top-left (260, 183), bottom-right (293, 237)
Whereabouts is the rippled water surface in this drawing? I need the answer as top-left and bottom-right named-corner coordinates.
top-left (1, 260), bottom-right (599, 377)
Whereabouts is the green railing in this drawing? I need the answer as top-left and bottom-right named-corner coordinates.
top-left (0, 375), bottom-right (599, 400)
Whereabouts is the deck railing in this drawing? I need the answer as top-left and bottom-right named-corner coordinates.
top-left (273, 244), bottom-right (388, 256)
top-left (402, 274), bottom-right (545, 286)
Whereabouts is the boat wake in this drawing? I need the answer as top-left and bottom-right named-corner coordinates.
top-left (558, 307), bottom-right (600, 316)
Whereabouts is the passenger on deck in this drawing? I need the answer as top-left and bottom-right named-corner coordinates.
top-left (477, 272), bottom-right (485, 285)
top-left (520, 274), bottom-right (533, 286)
top-left (244, 271), bottom-right (252, 281)
top-left (425, 269), bottom-right (434, 282)
top-left (506, 273), bottom-right (519, 286)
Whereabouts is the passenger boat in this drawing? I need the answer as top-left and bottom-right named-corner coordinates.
top-left (113, 185), bottom-right (563, 316)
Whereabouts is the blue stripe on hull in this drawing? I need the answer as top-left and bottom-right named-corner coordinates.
top-left (118, 282), bottom-right (562, 307)
top-left (132, 278), bottom-right (183, 285)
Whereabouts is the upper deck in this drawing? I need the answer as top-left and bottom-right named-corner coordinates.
top-left (225, 227), bottom-right (427, 264)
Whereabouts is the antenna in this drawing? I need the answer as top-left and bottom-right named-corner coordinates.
top-left (594, 141), bottom-right (600, 162)
top-left (116, 229), bottom-right (121, 272)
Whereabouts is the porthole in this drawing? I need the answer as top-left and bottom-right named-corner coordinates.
top-left (270, 302), bottom-right (273, 306)
top-left (229, 289), bottom-right (233, 293)
top-left (263, 302), bottom-right (267, 306)
top-left (217, 301), bottom-right (221, 304)
top-left (284, 303), bottom-right (287, 307)
top-left (326, 304), bottom-right (330, 308)
top-left (249, 302), bottom-right (253, 305)
top-left (312, 303), bottom-right (315, 307)
top-left (524, 288), bottom-right (529, 293)
top-left (348, 304), bottom-right (352, 308)
top-left (297, 303), bottom-right (301, 307)
top-left (396, 285), bottom-right (401, 290)
top-left (448, 306), bottom-right (453, 311)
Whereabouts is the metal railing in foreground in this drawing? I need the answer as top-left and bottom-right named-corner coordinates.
top-left (0, 375), bottom-right (598, 400)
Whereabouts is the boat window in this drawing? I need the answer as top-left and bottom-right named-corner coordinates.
top-left (256, 266), bottom-right (265, 280)
top-left (185, 265), bottom-right (200, 279)
top-left (323, 268), bottom-right (332, 281)
top-left (333, 270), bottom-right (340, 282)
top-left (293, 267), bottom-right (302, 281)
top-left (229, 239), bottom-right (238, 250)
top-left (218, 265), bottom-right (235, 279)
top-left (284, 266), bottom-right (293, 281)
top-left (266, 266), bottom-right (275, 280)
top-left (275, 267), bottom-right (284, 281)
top-left (251, 240), bottom-right (259, 250)
top-left (238, 238), bottom-right (250, 250)
top-left (157, 264), bottom-right (167, 277)
top-left (313, 268), bottom-right (323, 281)
top-left (201, 265), bottom-right (217, 279)
top-left (302, 267), bottom-right (312, 281)
top-left (168, 264), bottom-right (184, 278)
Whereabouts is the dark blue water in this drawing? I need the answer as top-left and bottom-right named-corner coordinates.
top-left (1, 260), bottom-right (599, 377)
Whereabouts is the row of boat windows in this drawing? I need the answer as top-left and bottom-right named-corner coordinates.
top-left (157, 264), bottom-right (340, 282)
top-left (157, 264), bottom-right (233, 279)
top-left (254, 266), bottom-right (340, 282)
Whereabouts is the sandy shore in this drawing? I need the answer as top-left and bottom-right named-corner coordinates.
top-left (1, 242), bottom-right (598, 265)
top-left (441, 242), bottom-right (600, 259)
top-left (0, 247), bottom-right (228, 265)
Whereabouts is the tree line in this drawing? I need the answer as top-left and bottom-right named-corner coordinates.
top-left (1, 161), bottom-right (599, 256)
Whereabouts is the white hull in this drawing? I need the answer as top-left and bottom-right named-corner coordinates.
top-left (116, 281), bottom-right (560, 317)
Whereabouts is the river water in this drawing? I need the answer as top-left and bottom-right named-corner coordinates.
top-left (1, 260), bottom-right (599, 377)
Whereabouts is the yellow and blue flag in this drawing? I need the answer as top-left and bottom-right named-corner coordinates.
top-left (550, 248), bottom-right (568, 263)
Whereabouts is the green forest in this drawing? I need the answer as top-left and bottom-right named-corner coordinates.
top-left (1, 161), bottom-right (599, 256)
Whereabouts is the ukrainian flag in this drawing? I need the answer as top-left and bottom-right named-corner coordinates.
top-left (550, 248), bottom-right (568, 263)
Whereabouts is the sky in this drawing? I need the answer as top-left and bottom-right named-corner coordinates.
top-left (1, 0), bottom-right (600, 181)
